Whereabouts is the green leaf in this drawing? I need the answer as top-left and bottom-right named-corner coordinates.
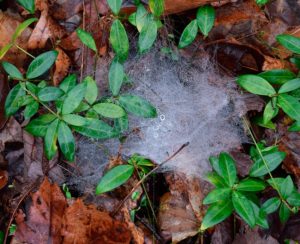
top-left (138, 20), bottom-right (157, 54)
top-left (279, 203), bottom-right (290, 223)
top-left (128, 13), bottom-right (137, 26)
top-left (5, 83), bottom-right (26, 116)
top-left (178, 20), bottom-right (198, 49)
top-left (263, 100), bottom-right (278, 124)
top-left (2, 61), bottom-right (23, 80)
top-left (287, 191), bottom-right (300, 206)
top-left (277, 34), bottom-right (300, 54)
top-left (83, 76), bottom-right (98, 104)
top-left (232, 192), bottom-right (256, 228)
top-left (110, 19), bottom-right (129, 62)
top-left (261, 197), bottom-right (281, 214)
top-left (278, 94), bottom-right (300, 121)
top-left (76, 28), bottom-right (97, 52)
top-left (26, 50), bottom-right (58, 79)
top-left (259, 69), bottom-right (296, 85)
top-left (249, 151), bottom-right (286, 177)
top-left (290, 57), bottom-right (300, 69)
top-left (85, 108), bottom-right (99, 119)
top-left (254, 116), bottom-right (276, 130)
top-left (278, 78), bottom-right (300, 94)
top-left (109, 59), bottom-right (124, 96)
top-left (136, 4), bottom-right (150, 32)
top-left (62, 114), bottom-right (88, 126)
top-left (209, 156), bottom-right (222, 175)
top-left (73, 118), bottom-right (117, 139)
top-left (236, 178), bottom-right (266, 192)
top-left (96, 165), bottom-right (134, 194)
top-left (251, 202), bottom-right (269, 229)
top-left (58, 121), bottom-right (75, 161)
top-left (119, 94), bottom-right (157, 118)
top-left (26, 82), bottom-right (38, 95)
top-left (267, 177), bottom-right (285, 189)
top-left (288, 121), bottom-right (300, 132)
top-left (280, 176), bottom-right (294, 199)
top-left (107, 0), bottom-right (122, 15)
top-left (44, 119), bottom-right (59, 160)
top-left (196, 5), bottom-right (215, 37)
top-left (73, 101), bottom-right (90, 113)
top-left (205, 172), bottom-right (227, 188)
top-left (59, 74), bottom-right (77, 93)
top-left (203, 188), bottom-right (231, 204)
top-left (218, 152), bottom-right (237, 187)
top-left (24, 101), bottom-right (39, 120)
top-left (17, 0), bottom-right (35, 13)
top-left (37, 87), bottom-right (64, 102)
top-left (149, 0), bottom-right (164, 16)
top-left (12, 18), bottom-right (37, 42)
top-left (114, 114), bottom-right (128, 133)
top-left (25, 114), bottom-right (57, 137)
top-left (236, 74), bottom-right (276, 96)
top-left (0, 43), bottom-right (13, 60)
top-left (93, 103), bottom-right (126, 118)
top-left (62, 82), bottom-right (87, 114)
top-left (200, 201), bottom-right (233, 231)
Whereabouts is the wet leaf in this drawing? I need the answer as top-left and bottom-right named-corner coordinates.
top-left (44, 118), bottom-right (59, 160)
top-left (62, 82), bottom-right (87, 114)
top-left (110, 19), bottom-right (129, 62)
top-left (26, 51), bottom-right (58, 79)
top-left (279, 203), bottom-right (290, 223)
top-left (37, 87), bottom-right (64, 102)
top-left (2, 61), bottom-right (23, 80)
top-left (205, 172), bottom-right (227, 188)
top-left (196, 5), bottom-right (215, 37)
top-left (59, 74), bottom-right (77, 93)
top-left (236, 178), bottom-right (266, 192)
top-left (149, 0), bottom-right (164, 16)
top-left (138, 20), bottom-right (157, 54)
top-left (119, 94), bottom-right (157, 118)
top-left (109, 59), bottom-right (124, 96)
top-left (261, 197), bottom-right (281, 214)
top-left (5, 83), bottom-right (25, 116)
top-left (24, 101), bottom-right (39, 120)
top-left (12, 18), bottom-right (37, 42)
top-left (93, 103), bottom-right (126, 118)
top-left (279, 176), bottom-right (294, 199)
top-left (114, 114), bottom-right (128, 133)
top-left (62, 114), bottom-right (87, 126)
top-left (278, 78), bottom-right (300, 94)
top-left (259, 69), bottom-right (295, 85)
top-left (17, 0), bottom-right (35, 13)
top-left (278, 94), bottom-right (300, 121)
top-left (83, 76), bottom-right (98, 104)
top-left (218, 152), bottom-right (237, 187)
top-left (96, 165), bottom-right (134, 194)
top-left (178, 20), bottom-right (198, 49)
top-left (263, 100), bottom-right (278, 124)
top-left (203, 188), bottom-right (231, 204)
top-left (58, 121), bottom-right (75, 161)
top-left (25, 114), bottom-right (57, 137)
top-left (107, 0), bottom-right (122, 15)
top-left (277, 34), bottom-right (300, 54)
top-left (76, 28), bottom-right (97, 52)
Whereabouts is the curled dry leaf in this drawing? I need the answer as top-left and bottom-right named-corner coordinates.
top-left (53, 47), bottom-right (71, 86)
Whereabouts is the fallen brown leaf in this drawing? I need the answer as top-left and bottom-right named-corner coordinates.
top-left (0, 169), bottom-right (8, 190)
top-left (0, 118), bottom-right (22, 153)
top-left (0, 74), bottom-right (9, 130)
top-left (53, 47), bottom-right (71, 86)
top-left (233, 228), bottom-right (279, 244)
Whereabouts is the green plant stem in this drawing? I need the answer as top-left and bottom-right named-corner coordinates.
top-left (15, 44), bottom-right (35, 59)
top-left (242, 117), bottom-right (294, 212)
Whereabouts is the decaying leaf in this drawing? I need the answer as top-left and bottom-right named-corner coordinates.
top-left (53, 47), bottom-right (71, 86)
top-left (0, 74), bottom-right (9, 130)
top-left (0, 169), bottom-right (8, 190)
top-left (0, 118), bottom-right (22, 152)
top-left (233, 228), bottom-right (279, 244)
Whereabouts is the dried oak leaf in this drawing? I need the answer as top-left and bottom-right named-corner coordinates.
top-left (14, 178), bottom-right (67, 243)
top-left (61, 199), bottom-right (132, 244)
top-left (53, 47), bottom-right (71, 86)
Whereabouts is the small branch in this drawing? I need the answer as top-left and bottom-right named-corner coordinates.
top-left (15, 44), bottom-right (35, 59)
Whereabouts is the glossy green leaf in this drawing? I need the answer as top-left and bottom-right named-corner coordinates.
top-left (12, 18), bottom-right (37, 42)
top-left (0, 43), bottom-right (13, 60)
top-left (2, 61), bottom-right (23, 80)
top-left (119, 94), bottom-right (157, 118)
top-left (261, 197), bottom-right (281, 214)
top-left (58, 121), bottom-right (75, 161)
top-left (178, 20), bottom-right (198, 49)
top-left (5, 83), bottom-right (26, 116)
top-left (17, 0), bottom-right (35, 13)
top-left (276, 34), bottom-right (300, 54)
top-left (263, 100), bottom-right (278, 124)
top-left (107, 0), bottom-right (122, 15)
top-left (18, 95), bottom-right (34, 107)
top-left (278, 94), bottom-right (300, 121)
top-left (280, 176), bottom-right (294, 199)
top-left (196, 5), bottom-right (215, 37)
top-left (267, 177), bottom-right (285, 189)
top-left (218, 152), bottom-right (237, 187)
top-left (290, 57), bottom-right (300, 69)
top-left (73, 118), bottom-right (117, 139)
top-left (209, 156), bottom-right (222, 175)
top-left (76, 28), bottom-right (97, 52)
top-left (128, 13), bottom-right (137, 26)
top-left (251, 202), bottom-right (269, 229)
top-left (109, 59), bottom-right (124, 96)
top-left (149, 0), bottom-right (164, 16)
top-left (205, 172), bottom-right (227, 188)
top-left (249, 151), bottom-right (286, 177)
top-left (26, 50), bottom-right (58, 79)
top-left (279, 203), bottom-right (290, 223)
top-left (136, 4), bottom-right (150, 32)
top-left (83, 76), bottom-right (98, 104)
top-left (62, 82), bottom-right (87, 114)
top-left (236, 178), bottom-right (266, 192)
top-left (59, 74), bottom-right (77, 93)
top-left (203, 188), bottom-right (231, 204)
top-left (237, 74), bottom-right (276, 96)
top-left (110, 19), bottom-right (129, 62)
top-left (73, 101), bottom-right (90, 113)
top-left (85, 108), bottom-right (99, 119)
top-left (25, 114), bottom-right (57, 137)
top-left (96, 165), bottom-right (134, 194)
top-left (62, 114), bottom-right (88, 126)
top-left (254, 116), bottom-right (276, 130)
top-left (287, 191), bottom-right (300, 206)
top-left (138, 20), bottom-right (157, 54)
top-left (93, 103), bottom-right (126, 118)
top-left (232, 192), bottom-right (256, 228)
top-left (37, 87), bottom-right (64, 102)
top-left (44, 119), bottom-right (59, 160)
top-left (278, 78), bottom-right (300, 94)
top-left (288, 121), bottom-right (300, 132)
top-left (200, 201), bottom-right (233, 231)
top-left (114, 114), bottom-right (128, 133)
top-left (26, 82), bottom-right (38, 95)
top-left (24, 101), bottom-right (39, 120)
top-left (259, 69), bottom-right (296, 85)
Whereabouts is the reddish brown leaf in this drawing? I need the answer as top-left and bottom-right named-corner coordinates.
top-left (0, 74), bottom-right (9, 130)
top-left (0, 169), bottom-right (8, 190)
top-left (53, 47), bottom-right (71, 86)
